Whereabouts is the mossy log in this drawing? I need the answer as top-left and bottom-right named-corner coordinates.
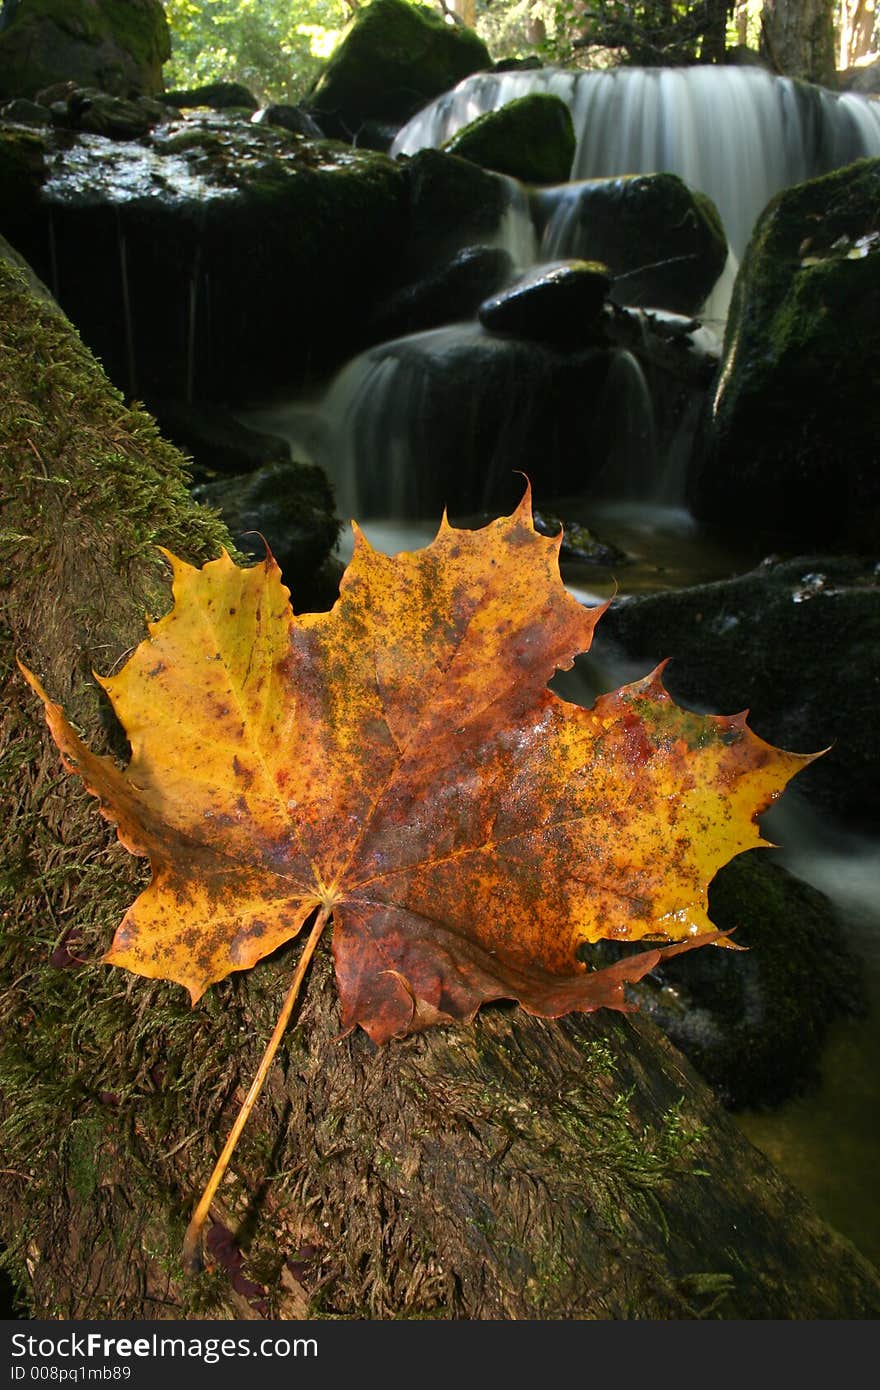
top-left (1, 254), bottom-right (879, 1320)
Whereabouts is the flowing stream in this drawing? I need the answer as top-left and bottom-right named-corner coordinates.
top-left (243, 65), bottom-right (880, 1265)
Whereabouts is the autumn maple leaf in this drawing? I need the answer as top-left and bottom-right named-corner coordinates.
top-left (19, 489), bottom-right (814, 1265)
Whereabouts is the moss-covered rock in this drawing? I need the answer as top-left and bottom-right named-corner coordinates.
top-left (56, 87), bottom-right (164, 140)
top-left (161, 82), bottom-right (258, 113)
top-left (535, 172), bottom-right (728, 316)
top-left (192, 460), bottom-right (341, 611)
top-left (0, 123), bottom-right (46, 220)
top-left (0, 0), bottom-right (170, 101)
top-left (401, 146), bottom-right (512, 270)
top-left (691, 157), bottom-right (880, 551)
top-left (2, 114), bottom-right (409, 402)
top-left (443, 93), bottom-right (575, 185)
top-left (307, 0), bottom-right (490, 141)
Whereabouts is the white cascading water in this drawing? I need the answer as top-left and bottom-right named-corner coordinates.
top-left (392, 65), bottom-right (880, 257)
top-left (300, 66), bottom-right (880, 525)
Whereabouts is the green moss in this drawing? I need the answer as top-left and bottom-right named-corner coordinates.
top-left (308, 0), bottom-right (490, 132)
top-left (693, 188), bottom-right (726, 251)
top-left (443, 94), bottom-right (576, 186)
top-left (0, 252), bottom-right (244, 1315)
top-left (0, 0), bottom-right (169, 99)
top-left (0, 127), bottom-right (47, 232)
top-left (2, 0), bottom-right (169, 63)
top-left (703, 156), bottom-right (880, 547)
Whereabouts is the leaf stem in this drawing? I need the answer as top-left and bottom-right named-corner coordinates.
top-left (182, 904), bottom-right (331, 1274)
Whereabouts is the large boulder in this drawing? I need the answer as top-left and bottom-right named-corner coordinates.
top-left (0, 112), bottom-right (409, 402)
top-left (307, 0), bottom-right (490, 141)
top-left (0, 0), bottom-right (170, 100)
top-left (402, 146), bottom-right (514, 264)
top-left (594, 556), bottom-right (880, 824)
top-left (535, 172), bottom-right (728, 316)
top-left (443, 92), bottom-right (575, 185)
top-left (691, 158), bottom-right (880, 550)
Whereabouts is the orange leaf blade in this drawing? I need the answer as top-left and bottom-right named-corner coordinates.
top-left (20, 495), bottom-right (819, 1033)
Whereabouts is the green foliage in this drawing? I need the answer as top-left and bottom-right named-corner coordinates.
top-left (164, 0), bottom-right (350, 105)
top-left (470, 0), bottom-right (738, 67)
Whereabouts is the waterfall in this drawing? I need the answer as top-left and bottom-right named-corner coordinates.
top-left (309, 324), bottom-right (598, 520)
top-left (301, 65), bottom-right (880, 533)
top-left (591, 350), bottom-right (658, 500)
top-left (488, 175), bottom-right (538, 269)
top-left (392, 66), bottom-right (880, 257)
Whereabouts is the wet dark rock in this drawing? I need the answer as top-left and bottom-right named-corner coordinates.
top-left (532, 510), bottom-right (627, 567)
top-left (59, 87), bottom-right (161, 140)
top-left (369, 243), bottom-right (512, 341)
top-left (0, 0), bottom-right (170, 101)
top-left (0, 96), bottom-right (49, 125)
top-left (161, 81), bottom-right (259, 113)
top-left (32, 79), bottom-right (78, 105)
top-left (443, 92), bottom-right (575, 185)
top-left (306, 0), bottom-right (490, 141)
top-left (595, 556), bottom-right (880, 823)
top-left (147, 399), bottom-right (293, 482)
top-left (534, 172), bottom-right (728, 316)
top-left (593, 852), bottom-right (866, 1111)
top-left (251, 103), bottom-right (324, 138)
top-left (479, 258), bottom-right (610, 347)
top-left (191, 459), bottom-right (341, 608)
top-left (692, 157), bottom-right (880, 551)
top-left (3, 114), bottom-right (410, 402)
top-left (348, 116), bottom-right (401, 153)
top-left (402, 146), bottom-right (513, 268)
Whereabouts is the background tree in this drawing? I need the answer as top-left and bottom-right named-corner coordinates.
top-left (759, 0), bottom-right (838, 84)
top-left (164, 0), bottom-right (349, 103)
top-left (836, 0), bottom-right (878, 67)
top-left (568, 2), bottom-right (735, 66)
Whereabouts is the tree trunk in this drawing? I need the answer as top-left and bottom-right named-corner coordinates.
top-left (734, 1), bottom-right (749, 45)
top-left (450, 0), bottom-right (476, 30)
top-left (760, 0), bottom-right (838, 85)
top-left (700, 0), bottom-right (733, 63)
top-left (2, 248), bottom-right (879, 1320)
top-left (838, 0), bottom-right (878, 68)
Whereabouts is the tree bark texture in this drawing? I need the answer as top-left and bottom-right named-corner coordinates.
top-left (1, 252), bottom-right (879, 1319)
top-left (760, 0), bottom-right (838, 84)
top-left (838, 0), bottom-right (878, 68)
